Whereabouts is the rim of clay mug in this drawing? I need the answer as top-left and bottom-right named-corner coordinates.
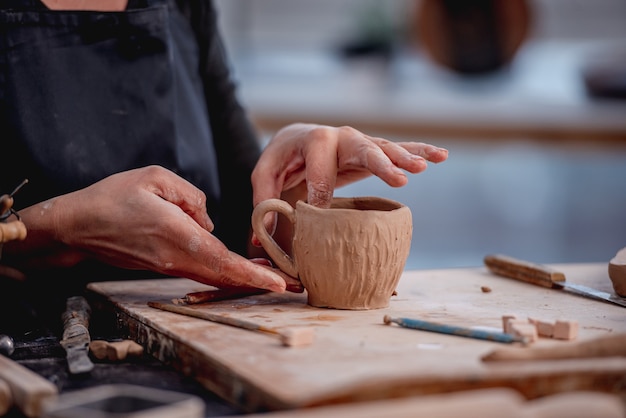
top-left (297, 196), bottom-right (406, 212)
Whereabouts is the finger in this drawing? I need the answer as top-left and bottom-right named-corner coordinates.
top-left (337, 138), bottom-right (409, 187)
top-left (259, 264), bottom-right (305, 293)
top-left (303, 132), bottom-right (338, 208)
top-left (372, 139), bottom-right (428, 177)
top-left (196, 249), bottom-right (288, 293)
top-left (351, 138), bottom-right (448, 182)
top-left (146, 166), bottom-right (214, 232)
top-left (241, 258), bottom-right (304, 293)
top-left (0, 265), bottom-right (26, 281)
top-left (250, 257), bottom-right (273, 267)
top-left (397, 141), bottom-right (449, 163)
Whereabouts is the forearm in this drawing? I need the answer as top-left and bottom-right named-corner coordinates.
top-left (2, 197), bottom-right (87, 272)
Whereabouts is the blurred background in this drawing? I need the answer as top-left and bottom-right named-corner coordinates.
top-left (214, 0), bottom-right (626, 270)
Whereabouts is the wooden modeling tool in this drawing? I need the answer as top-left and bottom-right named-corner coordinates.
top-left (174, 288), bottom-right (267, 305)
top-left (148, 301), bottom-right (314, 348)
top-left (383, 315), bottom-right (528, 344)
top-left (60, 296), bottom-right (94, 374)
top-left (484, 254), bottom-right (626, 308)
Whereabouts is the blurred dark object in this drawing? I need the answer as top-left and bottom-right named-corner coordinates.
top-left (340, 39), bottom-right (394, 60)
top-left (582, 48), bottom-right (626, 100)
top-left (415, 0), bottom-right (531, 75)
top-left (339, 2), bottom-right (397, 61)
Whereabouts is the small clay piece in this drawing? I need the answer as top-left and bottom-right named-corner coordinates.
top-left (528, 317), bottom-right (555, 338)
top-left (90, 340), bottom-right (144, 361)
top-left (553, 320), bottom-right (578, 340)
top-left (480, 286), bottom-right (492, 293)
top-left (502, 315), bottom-right (528, 334)
top-left (252, 197), bottom-right (412, 310)
top-left (608, 247), bottom-right (626, 297)
top-left (509, 322), bottom-right (538, 343)
top-left (501, 315), bottom-right (517, 334)
top-left (280, 328), bottom-right (315, 348)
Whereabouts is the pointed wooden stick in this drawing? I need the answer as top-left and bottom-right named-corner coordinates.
top-left (148, 301), bottom-right (314, 347)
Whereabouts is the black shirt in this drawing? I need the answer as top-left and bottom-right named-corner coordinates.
top-left (0, 0), bottom-right (260, 257)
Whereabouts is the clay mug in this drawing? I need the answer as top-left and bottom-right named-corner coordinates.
top-left (251, 197), bottom-right (412, 310)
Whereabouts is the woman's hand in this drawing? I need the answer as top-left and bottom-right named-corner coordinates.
top-left (4, 166), bottom-right (300, 293)
top-left (251, 123), bottom-right (448, 236)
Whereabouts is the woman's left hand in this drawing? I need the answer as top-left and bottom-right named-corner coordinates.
top-left (252, 123), bottom-right (448, 208)
top-left (251, 123), bottom-right (448, 230)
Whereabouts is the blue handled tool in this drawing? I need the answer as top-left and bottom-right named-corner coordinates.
top-left (383, 315), bottom-right (528, 344)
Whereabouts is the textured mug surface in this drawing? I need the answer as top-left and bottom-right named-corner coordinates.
top-left (252, 197), bottom-right (412, 310)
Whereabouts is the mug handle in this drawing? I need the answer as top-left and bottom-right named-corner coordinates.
top-left (251, 199), bottom-right (298, 278)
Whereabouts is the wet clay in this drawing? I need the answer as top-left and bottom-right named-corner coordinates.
top-left (252, 197), bottom-right (412, 310)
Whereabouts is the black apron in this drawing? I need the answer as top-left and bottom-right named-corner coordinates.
top-left (0, 0), bottom-right (220, 217)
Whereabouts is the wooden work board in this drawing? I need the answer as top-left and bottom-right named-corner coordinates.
top-left (87, 263), bottom-right (626, 412)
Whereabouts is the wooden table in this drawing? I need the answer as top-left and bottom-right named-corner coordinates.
top-left (87, 263), bottom-right (626, 414)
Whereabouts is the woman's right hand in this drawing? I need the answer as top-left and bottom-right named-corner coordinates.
top-left (3, 166), bottom-right (299, 293)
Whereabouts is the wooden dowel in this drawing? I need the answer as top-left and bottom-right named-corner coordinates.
top-left (148, 301), bottom-right (314, 347)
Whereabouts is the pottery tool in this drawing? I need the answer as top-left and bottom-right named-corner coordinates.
top-left (0, 179), bottom-right (28, 221)
top-left (0, 334), bottom-right (14, 357)
top-left (482, 333), bottom-right (626, 362)
top-left (0, 353), bottom-right (58, 418)
top-left (148, 301), bottom-right (314, 347)
top-left (383, 315), bottom-right (527, 344)
top-left (60, 296), bottom-right (94, 374)
top-left (174, 287), bottom-right (267, 305)
top-left (484, 254), bottom-right (626, 308)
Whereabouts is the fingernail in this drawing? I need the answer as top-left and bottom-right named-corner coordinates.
top-left (251, 233), bottom-right (262, 247)
top-left (261, 274), bottom-right (286, 293)
top-left (267, 279), bottom-right (286, 293)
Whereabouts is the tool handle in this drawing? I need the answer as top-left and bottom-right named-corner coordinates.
top-left (384, 315), bottom-right (523, 344)
top-left (0, 221), bottom-right (27, 243)
top-left (61, 296), bottom-right (91, 340)
top-left (484, 254), bottom-right (565, 289)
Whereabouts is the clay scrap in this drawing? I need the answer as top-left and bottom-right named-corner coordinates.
top-left (503, 315), bottom-right (578, 341)
top-left (89, 340), bottom-right (144, 362)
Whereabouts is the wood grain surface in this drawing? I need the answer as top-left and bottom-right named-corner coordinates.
top-left (87, 263), bottom-right (626, 412)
